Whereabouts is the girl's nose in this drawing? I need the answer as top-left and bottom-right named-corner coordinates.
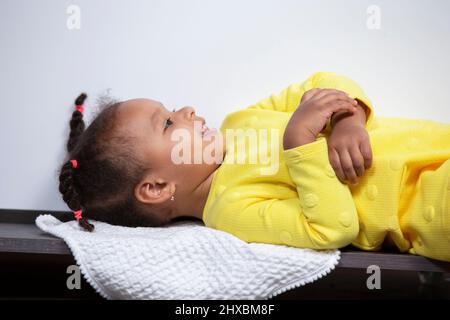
top-left (180, 106), bottom-right (196, 121)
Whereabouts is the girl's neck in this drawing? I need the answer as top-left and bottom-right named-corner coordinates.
top-left (172, 167), bottom-right (218, 222)
top-left (172, 135), bottom-right (227, 223)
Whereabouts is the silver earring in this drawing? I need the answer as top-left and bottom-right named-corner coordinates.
top-left (170, 195), bottom-right (175, 201)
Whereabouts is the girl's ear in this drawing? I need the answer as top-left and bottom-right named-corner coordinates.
top-left (134, 179), bottom-right (175, 205)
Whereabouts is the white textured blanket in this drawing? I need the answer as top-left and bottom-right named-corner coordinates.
top-left (35, 214), bottom-right (340, 300)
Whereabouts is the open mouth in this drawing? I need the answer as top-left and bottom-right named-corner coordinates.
top-left (200, 123), bottom-right (217, 138)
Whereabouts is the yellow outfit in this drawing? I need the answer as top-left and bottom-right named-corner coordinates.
top-left (202, 72), bottom-right (450, 262)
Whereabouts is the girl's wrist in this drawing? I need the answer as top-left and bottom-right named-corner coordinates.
top-left (283, 127), bottom-right (316, 150)
top-left (331, 102), bottom-right (367, 128)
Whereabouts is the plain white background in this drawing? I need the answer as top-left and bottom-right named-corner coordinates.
top-left (1, 0), bottom-right (449, 211)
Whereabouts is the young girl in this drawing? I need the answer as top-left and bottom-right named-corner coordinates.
top-left (59, 72), bottom-right (450, 262)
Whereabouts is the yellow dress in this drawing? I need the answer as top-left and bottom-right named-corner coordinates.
top-left (201, 72), bottom-right (450, 262)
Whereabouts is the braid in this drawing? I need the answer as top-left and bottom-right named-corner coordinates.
top-left (75, 92), bottom-right (87, 106)
top-left (78, 217), bottom-right (94, 232)
top-left (58, 93), bottom-right (94, 232)
top-left (58, 160), bottom-right (94, 232)
top-left (59, 160), bottom-right (82, 211)
top-left (67, 93), bottom-right (87, 153)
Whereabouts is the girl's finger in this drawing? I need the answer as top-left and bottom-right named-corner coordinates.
top-left (325, 100), bottom-right (357, 116)
top-left (312, 88), bottom-right (349, 100)
top-left (359, 139), bottom-right (373, 169)
top-left (301, 88), bottom-right (322, 102)
top-left (329, 147), bottom-right (346, 183)
top-left (337, 149), bottom-right (358, 184)
top-left (349, 144), bottom-right (366, 177)
top-left (315, 92), bottom-right (358, 106)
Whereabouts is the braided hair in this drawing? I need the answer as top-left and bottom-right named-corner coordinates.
top-left (58, 93), bottom-right (170, 231)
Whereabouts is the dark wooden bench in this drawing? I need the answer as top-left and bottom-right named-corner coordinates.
top-left (1, 209), bottom-right (449, 299)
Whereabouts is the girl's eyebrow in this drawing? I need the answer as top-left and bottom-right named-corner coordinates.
top-left (150, 108), bottom-right (161, 133)
top-left (150, 106), bottom-right (167, 133)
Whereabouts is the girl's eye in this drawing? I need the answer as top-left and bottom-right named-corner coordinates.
top-left (164, 117), bottom-right (173, 131)
top-left (163, 108), bottom-right (176, 131)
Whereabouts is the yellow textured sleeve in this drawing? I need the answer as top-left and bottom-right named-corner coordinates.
top-left (247, 71), bottom-right (375, 130)
top-left (217, 137), bottom-right (360, 250)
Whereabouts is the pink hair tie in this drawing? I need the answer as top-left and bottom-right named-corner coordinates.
top-left (74, 210), bottom-right (83, 221)
top-left (70, 159), bottom-right (78, 169)
top-left (75, 105), bottom-right (84, 113)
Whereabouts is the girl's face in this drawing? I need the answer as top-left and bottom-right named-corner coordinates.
top-left (114, 98), bottom-right (225, 209)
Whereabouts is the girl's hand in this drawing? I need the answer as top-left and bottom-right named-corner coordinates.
top-left (283, 88), bottom-right (358, 150)
top-left (327, 122), bottom-right (372, 185)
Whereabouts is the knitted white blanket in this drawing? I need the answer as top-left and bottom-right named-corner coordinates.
top-left (35, 214), bottom-right (340, 300)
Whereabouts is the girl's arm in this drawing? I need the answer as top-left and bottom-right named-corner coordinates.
top-left (211, 93), bottom-right (360, 250)
top-left (275, 72), bottom-right (375, 186)
top-left (212, 137), bottom-right (359, 250)
top-left (247, 71), bottom-right (375, 131)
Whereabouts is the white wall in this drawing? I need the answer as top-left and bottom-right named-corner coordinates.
top-left (1, 0), bottom-right (449, 211)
